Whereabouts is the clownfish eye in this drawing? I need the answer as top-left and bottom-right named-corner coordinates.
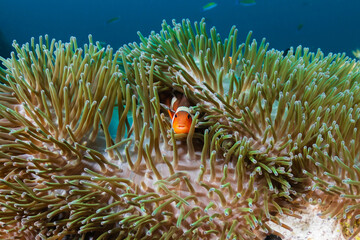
top-left (175, 114), bottom-right (178, 118)
top-left (187, 114), bottom-right (191, 119)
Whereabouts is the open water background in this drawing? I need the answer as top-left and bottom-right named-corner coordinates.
top-left (0, 0), bottom-right (359, 59)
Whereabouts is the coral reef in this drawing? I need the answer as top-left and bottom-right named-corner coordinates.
top-left (1, 19), bottom-right (360, 239)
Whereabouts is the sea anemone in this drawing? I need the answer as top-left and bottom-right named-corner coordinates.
top-left (1, 18), bottom-right (360, 239)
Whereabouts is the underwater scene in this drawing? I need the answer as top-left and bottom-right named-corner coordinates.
top-left (1, 0), bottom-right (360, 239)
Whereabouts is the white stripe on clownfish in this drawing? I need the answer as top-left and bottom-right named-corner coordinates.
top-left (172, 106), bottom-right (192, 120)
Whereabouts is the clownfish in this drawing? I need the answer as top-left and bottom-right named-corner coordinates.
top-left (166, 93), bottom-right (193, 134)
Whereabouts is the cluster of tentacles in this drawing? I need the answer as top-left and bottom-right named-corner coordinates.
top-left (0, 18), bottom-right (360, 239)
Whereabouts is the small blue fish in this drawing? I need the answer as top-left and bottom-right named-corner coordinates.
top-left (203, 2), bottom-right (218, 11)
top-left (236, 0), bottom-right (256, 6)
top-left (106, 17), bottom-right (120, 24)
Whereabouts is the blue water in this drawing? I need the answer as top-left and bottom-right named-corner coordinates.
top-left (109, 107), bottom-right (133, 139)
top-left (0, 0), bottom-right (359, 58)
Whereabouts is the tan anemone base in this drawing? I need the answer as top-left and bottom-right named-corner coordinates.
top-left (268, 205), bottom-right (345, 240)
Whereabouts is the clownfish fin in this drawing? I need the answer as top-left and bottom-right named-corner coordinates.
top-left (168, 109), bottom-right (174, 119)
top-left (170, 96), bottom-right (178, 111)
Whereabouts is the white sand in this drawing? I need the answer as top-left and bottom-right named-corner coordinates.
top-left (267, 205), bottom-right (345, 240)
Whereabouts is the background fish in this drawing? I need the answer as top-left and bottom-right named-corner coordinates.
top-left (237, 0), bottom-right (256, 6)
top-left (106, 16), bottom-right (120, 24)
top-left (202, 2), bottom-right (218, 11)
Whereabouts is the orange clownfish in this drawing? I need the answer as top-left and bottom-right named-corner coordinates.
top-left (166, 94), bottom-right (193, 134)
